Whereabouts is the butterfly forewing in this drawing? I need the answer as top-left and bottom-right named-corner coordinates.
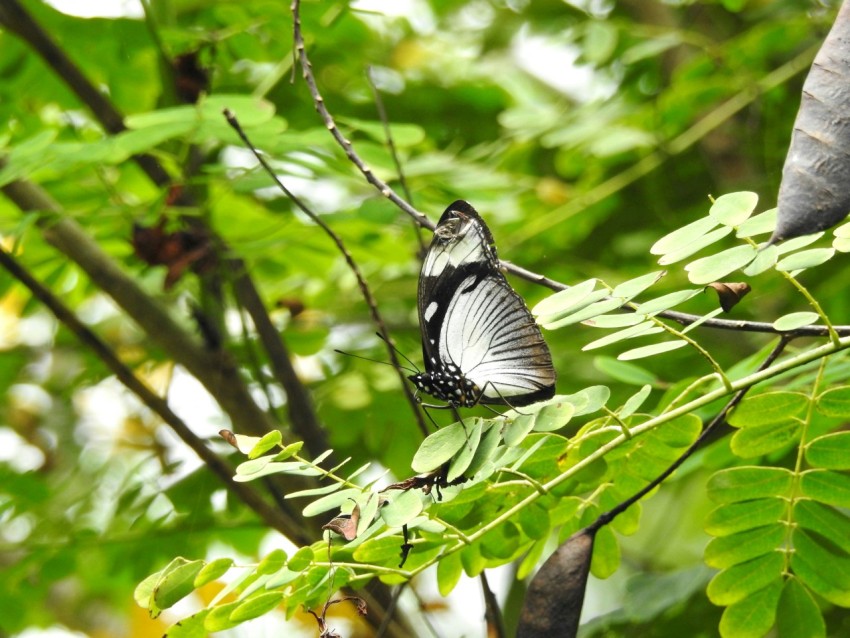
top-left (414, 200), bottom-right (556, 407)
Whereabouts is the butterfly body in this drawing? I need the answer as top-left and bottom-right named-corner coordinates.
top-left (410, 200), bottom-right (556, 408)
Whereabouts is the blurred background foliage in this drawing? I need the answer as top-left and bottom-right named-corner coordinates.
top-left (0, 0), bottom-right (844, 636)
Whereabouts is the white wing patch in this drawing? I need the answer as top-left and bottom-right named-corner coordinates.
top-left (439, 275), bottom-right (555, 398)
top-left (424, 301), bottom-right (439, 322)
top-left (421, 222), bottom-right (490, 278)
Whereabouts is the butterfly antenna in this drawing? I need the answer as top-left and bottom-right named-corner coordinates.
top-left (334, 349), bottom-right (418, 375)
top-left (373, 332), bottom-right (421, 372)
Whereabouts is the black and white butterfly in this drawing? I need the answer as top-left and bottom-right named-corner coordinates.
top-left (409, 200), bottom-right (556, 408)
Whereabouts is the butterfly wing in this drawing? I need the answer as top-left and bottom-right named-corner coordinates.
top-left (417, 200), bottom-right (556, 406)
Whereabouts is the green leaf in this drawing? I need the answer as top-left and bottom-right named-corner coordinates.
top-left (620, 385), bottom-right (652, 419)
top-left (436, 551), bottom-right (463, 596)
top-left (543, 298), bottom-right (625, 329)
top-left (710, 192), bottom-right (758, 226)
top-left (651, 216), bottom-right (720, 255)
top-left (301, 488), bottom-right (362, 517)
top-left (610, 271), bottom-right (666, 299)
top-left (685, 245), bottom-right (757, 285)
top-left (229, 592), bottom-right (284, 623)
top-left (517, 501), bottom-right (551, 541)
top-left (380, 489), bottom-right (424, 527)
top-left (194, 558), bottom-right (234, 588)
top-left (772, 312), bottom-right (820, 331)
top-left (777, 233), bottom-right (824, 254)
top-left (794, 500), bottom-right (850, 555)
top-left (565, 385), bottom-right (611, 416)
top-left (736, 208), bottom-right (777, 238)
top-left (718, 579), bottom-right (783, 638)
top-left (532, 278), bottom-right (598, 318)
top-left (503, 414), bottom-right (536, 447)
top-left (634, 289), bottom-right (701, 315)
top-left (742, 245), bottom-right (779, 276)
top-left (273, 441), bottom-right (304, 461)
top-left (411, 422), bottom-right (468, 473)
top-left (707, 552), bottom-right (783, 605)
top-left (204, 602), bottom-right (241, 633)
top-left (806, 432), bottom-right (850, 469)
top-left (800, 469), bottom-right (850, 508)
top-left (593, 356), bottom-right (657, 385)
top-left (658, 227), bottom-right (735, 266)
top-left (287, 547), bottom-right (314, 572)
top-left (585, 313), bottom-right (647, 328)
top-left (730, 420), bottom-right (801, 458)
top-left (704, 524), bottom-right (786, 569)
top-left (447, 418), bottom-right (484, 481)
top-left (776, 248), bottom-right (836, 272)
top-left (465, 422), bottom-right (504, 477)
top-left (792, 529), bottom-right (850, 589)
top-left (590, 524), bottom-right (620, 578)
top-left (153, 558), bottom-right (205, 610)
top-left (533, 400), bottom-right (576, 433)
top-left (618, 340), bottom-right (688, 361)
top-left (248, 430), bottom-right (282, 459)
top-left (338, 116), bottom-right (426, 146)
top-left (654, 413), bottom-right (702, 447)
top-left (233, 459), bottom-right (323, 481)
top-left (256, 549), bottom-right (288, 576)
top-left (816, 386), bottom-right (850, 417)
top-left (582, 321), bottom-right (663, 351)
top-left (354, 535), bottom-right (408, 565)
top-left (707, 467), bottom-right (794, 503)
top-left (134, 571), bottom-right (159, 611)
top-left (776, 577), bottom-right (826, 638)
top-left (705, 499), bottom-right (787, 536)
top-left (285, 483), bottom-right (345, 500)
top-left (164, 611), bottom-right (210, 638)
top-left (791, 548), bottom-right (850, 606)
top-left (729, 392), bottom-right (809, 427)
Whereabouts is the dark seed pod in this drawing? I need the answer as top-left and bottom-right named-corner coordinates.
top-left (770, 1), bottom-right (850, 244)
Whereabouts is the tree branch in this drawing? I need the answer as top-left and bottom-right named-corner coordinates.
top-left (0, 244), bottom-right (311, 545)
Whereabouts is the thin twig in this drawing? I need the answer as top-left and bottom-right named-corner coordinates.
top-left (480, 571), bottom-right (507, 638)
top-left (291, 0), bottom-right (432, 231)
top-left (0, 245), bottom-right (312, 545)
top-left (287, 2), bottom-right (850, 338)
top-left (586, 334), bottom-right (794, 535)
top-left (223, 109), bottom-right (430, 438)
top-left (375, 584), bottom-right (406, 638)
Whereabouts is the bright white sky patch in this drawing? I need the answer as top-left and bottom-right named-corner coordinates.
top-left (513, 26), bottom-right (616, 102)
top-left (46, 0), bottom-right (143, 18)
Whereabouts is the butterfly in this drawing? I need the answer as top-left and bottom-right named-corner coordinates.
top-left (409, 200), bottom-right (556, 408)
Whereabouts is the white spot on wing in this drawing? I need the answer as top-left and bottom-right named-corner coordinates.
top-left (424, 301), bottom-right (439, 322)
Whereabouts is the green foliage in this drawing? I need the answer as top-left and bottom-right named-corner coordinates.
top-left (3, 0), bottom-right (850, 637)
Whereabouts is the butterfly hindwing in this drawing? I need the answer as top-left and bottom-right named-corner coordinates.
top-left (413, 200), bottom-right (556, 407)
